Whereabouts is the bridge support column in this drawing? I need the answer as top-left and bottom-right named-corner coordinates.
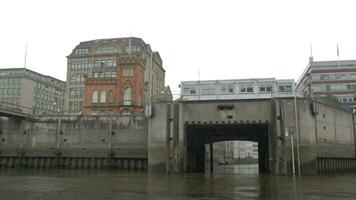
top-left (209, 141), bottom-right (213, 174)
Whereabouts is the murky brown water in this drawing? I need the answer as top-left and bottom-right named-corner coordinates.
top-left (0, 165), bottom-right (356, 200)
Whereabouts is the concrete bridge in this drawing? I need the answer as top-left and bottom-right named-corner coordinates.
top-left (148, 97), bottom-right (356, 174)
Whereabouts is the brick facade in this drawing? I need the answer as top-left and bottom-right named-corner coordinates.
top-left (65, 37), bottom-right (166, 113)
top-left (83, 56), bottom-right (145, 116)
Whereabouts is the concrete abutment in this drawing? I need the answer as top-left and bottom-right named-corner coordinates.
top-left (147, 98), bottom-right (356, 175)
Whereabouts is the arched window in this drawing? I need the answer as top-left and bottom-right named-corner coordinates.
top-left (92, 90), bottom-right (98, 103)
top-left (123, 88), bottom-right (131, 105)
top-left (108, 90), bottom-right (114, 103)
top-left (100, 91), bottom-right (106, 103)
top-left (123, 66), bottom-right (133, 77)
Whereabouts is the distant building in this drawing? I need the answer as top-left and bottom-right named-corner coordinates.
top-left (83, 56), bottom-right (145, 116)
top-left (297, 57), bottom-right (356, 108)
top-left (65, 37), bottom-right (166, 113)
top-left (180, 78), bottom-right (296, 101)
top-left (0, 68), bottom-right (65, 114)
top-left (233, 141), bottom-right (258, 161)
top-left (213, 141), bottom-right (234, 162)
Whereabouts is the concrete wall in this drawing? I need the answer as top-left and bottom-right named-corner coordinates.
top-left (315, 103), bottom-right (355, 158)
top-left (270, 98), bottom-right (355, 174)
top-left (181, 100), bottom-right (272, 123)
top-left (0, 115), bottom-right (147, 160)
top-left (147, 103), bottom-right (169, 173)
top-left (147, 98), bottom-right (356, 175)
top-left (2, 97), bottom-right (355, 174)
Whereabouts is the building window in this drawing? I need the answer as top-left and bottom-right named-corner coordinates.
top-left (123, 67), bottom-right (133, 77)
top-left (220, 84), bottom-right (234, 94)
top-left (70, 75), bottom-right (75, 83)
top-left (70, 88), bottom-right (74, 98)
top-left (75, 48), bottom-right (89, 55)
top-left (75, 74), bottom-right (80, 82)
top-left (79, 88), bottom-right (84, 98)
top-left (111, 71), bottom-right (117, 78)
top-left (335, 74), bottom-right (346, 80)
top-left (74, 88), bottom-right (79, 98)
top-left (112, 59), bottom-right (117, 66)
top-left (69, 101), bottom-right (74, 111)
top-left (79, 101), bottom-right (83, 110)
top-left (92, 91), bottom-right (98, 103)
top-left (101, 46), bottom-right (113, 54)
top-left (73, 101), bottom-right (78, 111)
top-left (100, 91), bottom-right (106, 103)
top-left (240, 85), bottom-right (254, 93)
top-left (95, 60), bottom-right (100, 67)
top-left (320, 74), bottom-right (330, 80)
top-left (107, 60), bottom-right (113, 67)
top-left (100, 60), bottom-right (106, 67)
top-left (200, 85), bottom-right (216, 95)
top-left (108, 90), bottom-right (114, 103)
top-left (259, 85), bottom-right (272, 93)
top-left (123, 88), bottom-right (132, 105)
top-left (80, 74), bottom-right (85, 82)
top-left (183, 87), bottom-right (196, 95)
top-left (278, 85), bottom-right (292, 92)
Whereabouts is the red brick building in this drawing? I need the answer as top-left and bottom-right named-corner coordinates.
top-left (83, 55), bottom-right (145, 115)
top-left (65, 37), bottom-right (167, 114)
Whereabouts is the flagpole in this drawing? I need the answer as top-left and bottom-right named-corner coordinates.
top-left (128, 35), bottom-right (132, 56)
top-left (337, 43), bottom-right (340, 68)
top-left (24, 41), bottom-right (28, 69)
top-left (309, 42), bottom-right (313, 57)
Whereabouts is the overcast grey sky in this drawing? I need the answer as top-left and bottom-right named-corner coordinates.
top-left (1, 0), bottom-right (356, 96)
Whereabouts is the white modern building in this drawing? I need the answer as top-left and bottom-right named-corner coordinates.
top-left (233, 141), bottom-right (258, 161)
top-left (297, 57), bottom-right (356, 108)
top-left (180, 78), bottom-right (297, 101)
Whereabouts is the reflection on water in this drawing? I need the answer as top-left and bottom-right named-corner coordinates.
top-left (213, 163), bottom-right (259, 174)
top-left (0, 168), bottom-right (356, 200)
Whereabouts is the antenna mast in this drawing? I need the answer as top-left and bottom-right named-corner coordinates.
top-left (24, 41), bottom-right (28, 68)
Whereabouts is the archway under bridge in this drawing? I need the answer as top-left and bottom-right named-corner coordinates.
top-left (186, 123), bottom-right (271, 173)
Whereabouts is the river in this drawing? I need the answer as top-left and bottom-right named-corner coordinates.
top-left (0, 165), bottom-right (356, 200)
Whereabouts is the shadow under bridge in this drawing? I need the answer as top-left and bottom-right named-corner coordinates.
top-left (186, 123), bottom-right (271, 173)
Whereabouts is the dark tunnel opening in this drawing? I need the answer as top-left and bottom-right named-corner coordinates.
top-left (186, 123), bottom-right (270, 174)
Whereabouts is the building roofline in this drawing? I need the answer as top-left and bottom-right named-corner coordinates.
top-left (0, 67), bottom-right (65, 83)
top-left (78, 37), bottom-right (144, 44)
top-left (181, 77), bottom-right (295, 84)
top-left (296, 57), bottom-right (356, 88)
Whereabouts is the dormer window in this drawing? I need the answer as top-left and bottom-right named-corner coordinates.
top-left (75, 48), bottom-right (89, 55)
